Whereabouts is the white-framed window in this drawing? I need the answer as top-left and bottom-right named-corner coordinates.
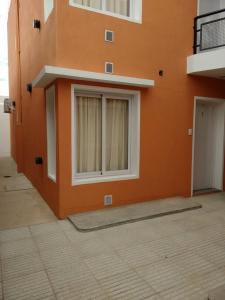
top-left (44, 0), bottom-right (54, 22)
top-left (71, 84), bottom-right (140, 185)
top-left (69, 0), bottom-right (142, 23)
top-left (46, 85), bottom-right (56, 182)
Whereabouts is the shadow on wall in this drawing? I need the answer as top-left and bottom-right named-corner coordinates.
top-left (0, 96), bottom-right (11, 157)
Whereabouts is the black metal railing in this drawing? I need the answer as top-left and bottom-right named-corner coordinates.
top-left (193, 8), bottom-right (225, 54)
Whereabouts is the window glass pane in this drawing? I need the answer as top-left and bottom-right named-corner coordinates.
top-left (46, 85), bottom-right (56, 180)
top-left (72, 0), bottom-right (102, 9)
top-left (44, 0), bottom-right (54, 21)
top-left (105, 0), bottom-right (130, 16)
top-left (76, 96), bottom-right (102, 173)
top-left (106, 99), bottom-right (129, 171)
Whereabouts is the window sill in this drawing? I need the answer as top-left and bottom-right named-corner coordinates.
top-left (48, 174), bottom-right (56, 183)
top-left (72, 174), bottom-right (139, 186)
top-left (69, 1), bottom-right (142, 24)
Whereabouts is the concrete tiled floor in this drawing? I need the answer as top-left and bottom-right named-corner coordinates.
top-left (0, 195), bottom-right (225, 299)
top-left (209, 284), bottom-right (225, 300)
top-left (0, 158), bottom-right (56, 230)
top-left (1, 158), bottom-right (225, 299)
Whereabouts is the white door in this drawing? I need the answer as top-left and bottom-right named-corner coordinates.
top-left (211, 102), bottom-right (225, 189)
top-left (193, 100), bottom-right (225, 191)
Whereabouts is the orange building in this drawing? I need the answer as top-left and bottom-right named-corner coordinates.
top-left (8, 0), bottom-right (225, 218)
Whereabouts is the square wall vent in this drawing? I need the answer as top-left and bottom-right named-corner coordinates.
top-left (105, 62), bottom-right (114, 74)
top-left (104, 195), bottom-right (113, 206)
top-left (105, 30), bottom-right (114, 42)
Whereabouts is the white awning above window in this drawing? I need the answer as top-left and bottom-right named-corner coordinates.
top-left (32, 66), bottom-right (155, 89)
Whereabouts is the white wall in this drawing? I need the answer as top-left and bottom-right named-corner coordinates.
top-left (198, 0), bottom-right (221, 14)
top-left (0, 96), bottom-right (11, 157)
top-left (198, 0), bottom-right (225, 14)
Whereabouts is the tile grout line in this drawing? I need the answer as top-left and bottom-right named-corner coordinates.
top-left (62, 226), bottom-right (112, 299)
top-left (0, 256), bottom-right (4, 300)
top-left (113, 245), bottom-right (164, 297)
top-left (82, 238), bottom-right (159, 299)
top-left (28, 225), bottom-right (57, 300)
top-left (110, 230), bottom-right (216, 297)
top-left (3, 188), bottom-right (34, 193)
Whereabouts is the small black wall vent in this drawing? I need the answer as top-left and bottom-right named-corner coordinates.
top-left (33, 19), bottom-right (41, 29)
top-left (105, 62), bottom-right (114, 74)
top-left (27, 83), bottom-right (32, 93)
top-left (35, 157), bottom-right (43, 165)
top-left (105, 30), bottom-right (114, 42)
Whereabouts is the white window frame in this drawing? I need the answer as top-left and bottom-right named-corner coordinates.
top-left (71, 84), bottom-right (140, 186)
top-left (46, 85), bottom-right (57, 182)
top-left (69, 0), bottom-right (142, 24)
top-left (44, 0), bottom-right (54, 22)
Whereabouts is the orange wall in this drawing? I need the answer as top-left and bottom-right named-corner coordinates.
top-left (53, 0), bottom-right (225, 217)
top-left (56, 0), bottom-right (195, 80)
top-left (8, 0), bottom-right (59, 216)
top-left (8, 0), bottom-right (225, 219)
top-left (56, 76), bottom-right (225, 218)
top-left (8, 0), bottom-right (20, 165)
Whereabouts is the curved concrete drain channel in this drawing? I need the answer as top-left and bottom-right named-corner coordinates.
top-left (68, 197), bottom-right (202, 232)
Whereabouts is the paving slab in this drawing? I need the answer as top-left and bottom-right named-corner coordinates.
top-left (208, 284), bottom-right (225, 300)
top-left (0, 157), bottom-right (17, 177)
top-left (0, 238), bottom-right (37, 259)
top-left (2, 252), bottom-right (44, 280)
top-left (0, 190), bottom-right (56, 230)
top-left (159, 282), bottom-right (208, 300)
top-left (194, 269), bottom-right (225, 296)
top-left (0, 227), bottom-right (31, 243)
top-left (84, 253), bottom-right (131, 279)
top-left (3, 271), bottom-right (55, 300)
top-left (68, 197), bottom-right (202, 232)
top-left (4, 174), bottom-right (33, 192)
top-left (0, 158), bottom-right (57, 230)
top-left (99, 270), bottom-right (156, 300)
top-left (47, 263), bottom-right (106, 300)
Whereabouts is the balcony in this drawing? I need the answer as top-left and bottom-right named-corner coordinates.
top-left (187, 8), bottom-right (225, 79)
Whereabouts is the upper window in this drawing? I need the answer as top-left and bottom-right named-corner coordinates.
top-left (44, 0), bottom-right (54, 22)
top-left (72, 85), bottom-right (140, 185)
top-left (69, 0), bottom-right (142, 23)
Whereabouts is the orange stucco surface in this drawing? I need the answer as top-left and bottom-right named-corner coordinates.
top-left (8, 0), bottom-right (59, 215)
top-left (8, 0), bottom-right (225, 218)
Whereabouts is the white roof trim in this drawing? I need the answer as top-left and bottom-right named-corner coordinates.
top-left (32, 66), bottom-right (155, 88)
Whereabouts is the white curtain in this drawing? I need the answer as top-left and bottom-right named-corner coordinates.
top-left (76, 96), bottom-right (102, 173)
top-left (73, 0), bottom-right (102, 9)
top-left (106, 99), bottom-right (129, 171)
top-left (106, 0), bottom-right (129, 16)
